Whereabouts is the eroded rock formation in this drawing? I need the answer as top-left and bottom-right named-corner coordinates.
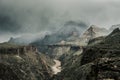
top-left (0, 43), bottom-right (54, 80)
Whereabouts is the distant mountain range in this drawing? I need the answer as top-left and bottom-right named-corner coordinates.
top-left (8, 23), bottom-right (120, 47)
top-left (8, 21), bottom-right (88, 45)
top-left (8, 21), bottom-right (112, 46)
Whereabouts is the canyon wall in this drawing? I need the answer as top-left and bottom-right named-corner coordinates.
top-left (0, 44), bottom-right (54, 80)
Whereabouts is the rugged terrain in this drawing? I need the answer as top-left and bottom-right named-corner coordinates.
top-left (0, 43), bottom-right (54, 80)
top-left (1, 26), bottom-right (120, 80)
top-left (31, 25), bottom-right (108, 59)
top-left (53, 28), bottom-right (120, 80)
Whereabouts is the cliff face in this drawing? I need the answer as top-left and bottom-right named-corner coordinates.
top-left (0, 43), bottom-right (54, 80)
top-left (53, 28), bottom-right (120, 80)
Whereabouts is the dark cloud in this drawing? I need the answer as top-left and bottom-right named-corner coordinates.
top-left (0, 15), bottom-right (21, 33)
top-left (0, 0), bottom-right (120, 42)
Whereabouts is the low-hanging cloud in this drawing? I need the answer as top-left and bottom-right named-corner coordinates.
top-left (0, 0), bottom-right (120, 42)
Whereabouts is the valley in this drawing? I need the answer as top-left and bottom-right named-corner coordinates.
top-left (0, 25), bottom-right (120, 80)
top-left (0, 0), bottom-right (120, 80)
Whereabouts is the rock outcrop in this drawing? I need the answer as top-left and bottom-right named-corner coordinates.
top-left (0, 43), bottom-right (54, 80)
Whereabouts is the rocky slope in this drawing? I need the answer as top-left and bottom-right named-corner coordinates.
top-left (53, 28), bottom-right (120, 80)
top-left (0, 43), bottom-right (54, 80)
top-left (5, 25), bottom-right (119, 80)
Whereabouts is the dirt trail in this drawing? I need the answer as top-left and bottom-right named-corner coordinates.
top-left (52, 59), bottom-right (61, 74)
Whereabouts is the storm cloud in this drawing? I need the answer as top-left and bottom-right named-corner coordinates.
top-left (0, 0), bottom-right (120, 42)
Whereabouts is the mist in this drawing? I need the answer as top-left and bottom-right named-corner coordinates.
top-left (0, 0), bottom-right (120, 42)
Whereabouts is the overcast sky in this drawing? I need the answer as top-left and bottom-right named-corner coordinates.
top-left (0, 0), bottom-right (120, 42)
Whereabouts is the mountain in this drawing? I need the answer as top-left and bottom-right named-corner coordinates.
top-left (8, 36), bottom-right (37, 45)
top-left (8, 21), bottom-right (88, 46)
top-left (88, 26), bottom-right (120, 46)
top-left (92, 28), bottom-right (120, 49)
top-left (32, 21), bottom-right (88, 46)
top-left (0, 42), bottom-right (54, 80)
top-left (8, 37), bottom-right (32, 45)
top-left (53, 28), bottom-right (120, 80)
top-left (8, 32), bottom-right (50, 45)
top-left (8, 24), bottom-right (108, 47)
top-left (31, 25), bottom-right (109, 63)
top-left (57, 25), bottom-right (109, 46)
top-left (80, 25), bottom-right (109, 44)
top-left (1, 24), bottom-right (120, 80)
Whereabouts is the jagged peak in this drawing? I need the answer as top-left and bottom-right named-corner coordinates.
top-left (88, 25), bottom-right (100, 32)
top-left (89, 25), bottom-right (105, 30)
top-left (87, 25), bottom-right (108, 34)
top-left (90, 25), bottom-right (104, 29)
top-left (85, 25), bottom-right (97, 34)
